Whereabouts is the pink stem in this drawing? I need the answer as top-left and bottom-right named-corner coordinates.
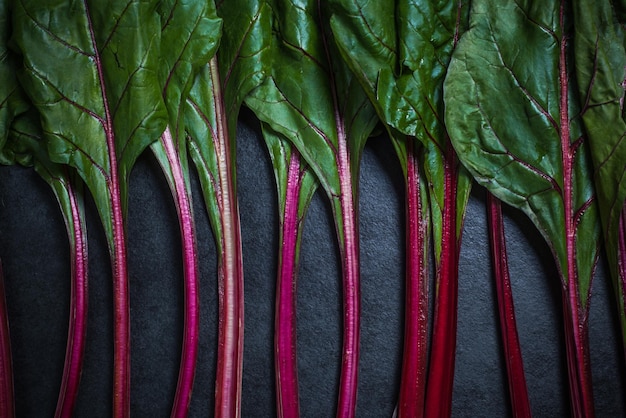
top-left (398, 138), bottom-right (428, 417)
top-left (55, 176), bottom-right (88, 418)
top-left (558, 2), bottom-right (594, 415)
top-left (209, 58), bottom-right (245, 418)
top-left (424, 143), bottom-right (459, 418)
top-left (334, 106), bottom-right (360, 418)
top-left (157, 127), bottom-right (200, 418)
top-left (275, 150), bottom-right (306, 417)
top-left (487, 194), bottom-right (531, 418)
top-left (83, 2), bottom-right (131, 414)
top-left (0, 263), bottom-right (13, 418)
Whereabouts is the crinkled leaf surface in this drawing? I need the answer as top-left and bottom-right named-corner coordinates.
top-left (573, 0), bottom-right (626, 321)
top-left (157, 0), bottom-right (221, 143)
top-left (444, 0), bottom-right (600, 307)
top-left (245, 0), bottom-right (378, 243)
top-left (330, 0), bottom-right (472, 253)
top-left (12, 0), bottom-right (167, 242)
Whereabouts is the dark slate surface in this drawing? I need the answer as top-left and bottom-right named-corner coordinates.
top-left (0, 110), bottom-right (624, 417)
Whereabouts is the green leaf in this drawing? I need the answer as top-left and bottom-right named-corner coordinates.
top-left (445, 0), bottom-right (600, 297)
top-left (185, 0), bottom-right (270, 250)
top-left (444, 1), bottom-right (601, 413)
top-left (331, 0), bottom-right (472, 250)
top-left (12, 2), bottom-right (167, 414)
top-left (245, 0), bottom-right (378, 242)
top-left (12, 0), bottom-right (167, 240)
top-left (573, 0), bottom-right (626, 335)
top-left (0, 0), bottom-right (28, 164)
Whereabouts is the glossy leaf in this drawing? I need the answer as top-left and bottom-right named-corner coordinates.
top-left (183, 1), bottom-right (271, 416)
top-left (444, 1), bottom-right (601, 415)
top-left (11, 2), bottom-right (167, 416)
top-left (245, 1), bottom-right (379, 415)
top-left (573, 0), bottom-right (626, 355)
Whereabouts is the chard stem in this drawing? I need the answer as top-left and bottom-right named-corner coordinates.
top-left (209, 58), bottom-right (245, 418)
top-left (398, 138), bottom-right (428, 418)
top-left (55, 175), bottom-right (88, 418)
top-left (275, 150), bottom-right (305, 418)
top-left (155, 127), bottom-right (200, 418)
top-left (424, 144), bottom-right (459, 418)
top-left (487, 194), bottom-right (531, 418)
top-left (334, 112), bottom-right (360, 418)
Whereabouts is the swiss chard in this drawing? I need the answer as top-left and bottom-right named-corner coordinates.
top-left (8, 112), bottom-right (88, 418)
top-left (11, 1), bottom-right (168, 416)
top-left (330, 1), bottom-right (471, 416)
top-left (245, 1), bottom-right (379, 415)
top-left (444, 0), bottom-right (601, 415)
top-left (486, 194), bottom-right (531, 418)
top-left (150, 2), bottom-right (221, 415)
top-left (183, 1), bottom-right (270, 415)
top-left (572, 0), bottom-right (626, 361)
top-left (262, 124), bottom-right (318, 417)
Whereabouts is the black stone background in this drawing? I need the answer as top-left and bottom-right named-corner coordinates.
top-left (0, 108), bottom-right (624, 417)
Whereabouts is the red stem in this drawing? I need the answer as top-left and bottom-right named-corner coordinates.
top-left (157, 127), bottom-right (200, 418)
top-left (55, 176), bottom-right (88, 418)
top-left (424, 143), bottom-right (459, 418)
top-left (209, 58), bottom-right (245, 418)
top-left (0, 263), bottom-right (13, 418)
top-left (398, 138), bottom-right (428, 417)
top-left (83, 2), bottom-right (131, 414)
top-left (487, 194), bottom-right (531, 418)
top-left (558, 2), bottom-right (594, 415)
top-left (275, 150), bottom-right (305, 417)
top-left (619, 206), bottom-right (626, 362)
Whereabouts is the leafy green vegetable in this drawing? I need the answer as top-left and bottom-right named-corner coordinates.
top-left (331, 1), bottom-right (471, 415)
top-left (8, 111), bottom-right (88, 418)
top-left (183, 1), bottom-right (270, 415)
top-left (261, 123), bottom-right (318, 417)
top-left (573, 0), bottom-right (626, 358)
top-left (245, 1), bottom-right (379, 415)
top-left (445, 0), bottom-right (601, 415)
top-left (11, 1), bottom-right (167, 415)
top-left (150, 2), bottom-right (221, 415)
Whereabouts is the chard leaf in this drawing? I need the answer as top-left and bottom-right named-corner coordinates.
top-left (11, 2), bottom-right (167, 415)
top-left (0, 0), bottom-right (27, 162)
top-left (12, 0), bottom-right (167, 246)
top-left (573, 0), bottom-right (626, 353)
top-left (444, 1), bottom-right (601, 414)
top-left (331, 1), bottom-right (471, 414)
top-left (245, 1), bottom-right (379, 415)
top-left (183, 1), bottom-right (271, 415)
